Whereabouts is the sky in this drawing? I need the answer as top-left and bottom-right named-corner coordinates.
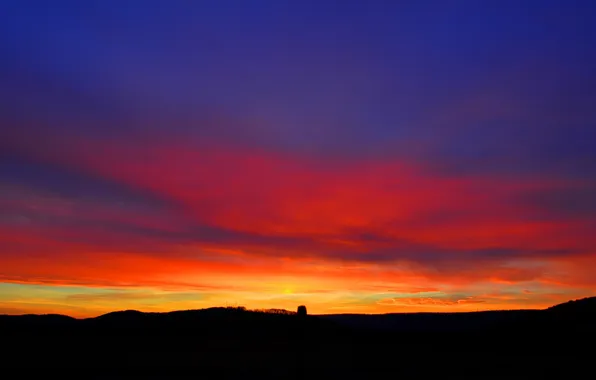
top-left (1, 0), bottom-right (595, 317)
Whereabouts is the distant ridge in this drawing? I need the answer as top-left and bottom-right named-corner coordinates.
top-left (547, 296), bottom-right (596, 313)
top-left (93, 309), bottom-right (147, 320)
top-left (4, 297), bottom-right (593, 320)
top-left (0, 298), bottom-right (594, 334)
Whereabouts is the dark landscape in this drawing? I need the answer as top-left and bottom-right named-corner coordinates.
top-left (2, 297), bottom-right (594, 379)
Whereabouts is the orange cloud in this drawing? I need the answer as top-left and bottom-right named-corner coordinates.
top-left (0, 135), bottom-right (594, 314)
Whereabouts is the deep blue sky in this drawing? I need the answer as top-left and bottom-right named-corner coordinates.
top-left (2, 0), bottom-right (595, 173)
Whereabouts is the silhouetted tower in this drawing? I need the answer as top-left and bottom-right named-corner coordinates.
top-left (295, 305), bottom-right (308, 378)
top-left (297, 305), bottom-right (307, 317)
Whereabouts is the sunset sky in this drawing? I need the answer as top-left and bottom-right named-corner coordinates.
top-left (1, 0), bottom-right (595, 317)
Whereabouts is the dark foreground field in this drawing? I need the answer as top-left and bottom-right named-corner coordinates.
top-left (1, 297), bottom-right (594, 379)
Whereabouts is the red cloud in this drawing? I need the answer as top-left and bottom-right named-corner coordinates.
top-left (1, 134), bottom-right (594, 312)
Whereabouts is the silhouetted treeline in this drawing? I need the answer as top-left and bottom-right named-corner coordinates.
top-left (1, 298), bottom-right (594, 379)
top-left (1, 298), bottom-right (595, 340)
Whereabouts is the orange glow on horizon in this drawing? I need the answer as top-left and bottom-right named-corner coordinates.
top-left (0, 139), bottom-right (594, 316)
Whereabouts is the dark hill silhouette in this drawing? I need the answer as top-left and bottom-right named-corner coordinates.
top-left (322, 309), bottom-right (541, 332)
top-left (1, 298), bottom-right (593, 379)
top-left (547, 296), bottom-right (596, 314)
top-left (323, 297), bottom-right (596, 333)
top-left (93, 309), bottom-right (146, 320)
top-left (0, 313), bottom-right (76, 327)
top-left (2, 297), bottom-right (595, 334)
